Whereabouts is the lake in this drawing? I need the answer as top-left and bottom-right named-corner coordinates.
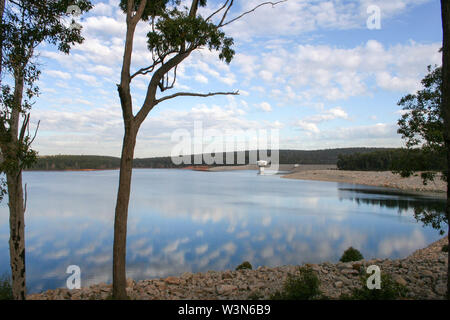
top-left (0, 169), bottom-right (446, 294)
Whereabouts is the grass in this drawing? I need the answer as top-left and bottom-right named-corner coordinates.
top-left (340, 272), bottom-right (408, 300)
top-left (270, 266), bottom-right (323, 300)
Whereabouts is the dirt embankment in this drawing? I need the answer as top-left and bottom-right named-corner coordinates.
top-left (282, 170), bottom-right (446, 194)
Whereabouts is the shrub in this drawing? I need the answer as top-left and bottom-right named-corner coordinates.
top-left (236, 261), bottom-right (252, 271)
top-left (340, 247), bottom-right (364, 262)
top-left (0, 274), bottom-right (13, 300)
top-left (271, 266), bottom-right (322, 300)
top-left (341, 273), bottom-right (408, 300)
top-left (442, 244), bottom-right (448, 252)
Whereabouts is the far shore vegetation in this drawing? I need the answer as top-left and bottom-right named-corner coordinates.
top-left (26, 147), bottom-right (441, 171)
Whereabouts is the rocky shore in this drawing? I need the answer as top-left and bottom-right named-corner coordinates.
top-left (27, 237), bottom-right (448, 300)
top-left (282, 170), bottom-right (446, 194)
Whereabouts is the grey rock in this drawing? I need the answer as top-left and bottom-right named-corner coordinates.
top-left (216, 285), bottom-right (237, 295)
top-left (341, 269), bottom-right (359, 275)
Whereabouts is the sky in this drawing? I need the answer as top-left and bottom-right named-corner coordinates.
top-left (28, 0), bottom-right (443, 158)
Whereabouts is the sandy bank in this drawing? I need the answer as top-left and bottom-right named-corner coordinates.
top-left (282, 170), bottom-right (446, 195)
top-left (209, 164), bottom-right (336, 172)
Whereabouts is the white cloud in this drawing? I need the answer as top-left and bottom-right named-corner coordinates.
top-left (30, 0), bottom-right (437, 155)
top-left (90, 2), bottom-right (114, 16)
top-left (195, 244), bottom-right (208, 255)
top-left (222, 242), bottom-right (236, 255)
top-left (244, 40), bottom-right (440, 103)
top-left (75, 73), bottom-right (100, 86)
top-left (317, 122), bottom-right (399, 142)
top-left (375, 71), bottom-right (422, 92)
top-left (32, 98), bottom-right (267, 156)
top-left (195, 74), bottom-right (209, 84)
top-left (219, 73), bottom-right (236, 86)
top-left (305, 106), bottom-right (349, 123)
top-left (239, 90), bottom-right (250, 96)
top-left (46, 70), bottom-right (72, 80)
top-left (222, 0), bottom-right (432, 39)
top-left (295, 107), bottom-right (350, 135)
top-left (87, 65), bottom-right (116, 77)
top-left (83, 15), bottom-right (126, 39)
top-left (259, 70), bottom-right (273, 81)
top-left (258, 102), bottom-right (272, 112)
top-left (296, 120), bottom-right (320, 134)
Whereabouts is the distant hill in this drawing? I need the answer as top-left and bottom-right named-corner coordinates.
top-left (29, 148), bottom-right (395, 171)
top-left (31, 155), bottom-right (121, 170)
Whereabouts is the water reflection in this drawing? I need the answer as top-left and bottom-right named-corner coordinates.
top-left (0, 170), bottom-right (446, 293)
top-left (338, 187), bottom-right (447, 233)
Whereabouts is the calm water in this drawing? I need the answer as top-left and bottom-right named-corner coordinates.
top-left (0, 169), bottom-right (446, 293)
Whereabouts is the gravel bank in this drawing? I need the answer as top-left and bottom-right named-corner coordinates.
top-left (27, 237), bottom-right (448, 300)
top-left (282, 170), bottom-right (446, 194)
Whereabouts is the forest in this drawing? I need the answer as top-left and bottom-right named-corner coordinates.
top-left (337, 148), bottom-right (447, 172)
top-left (29, 148), bottom-right (391, 170)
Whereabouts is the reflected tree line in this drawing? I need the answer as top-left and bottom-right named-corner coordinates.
top-left (339, 188), bottom-right (448, 235)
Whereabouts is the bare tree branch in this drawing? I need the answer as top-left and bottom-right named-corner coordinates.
top-left (205, 0), bottom-right (230, 22)
top-left (18, 113), bottom-right (29, 144)
top-left (156, 90), bottom-right (239, 104)
top-left (131, 0), bottom-right (148, 25)
top-left (28, 119), bottom-right (40, 146)
top-left (131, 64), bottom-right (157, 81)
top-left (218, 0), bottom-right (234, 26)
top-left (158, 65), bottom-right (177, 92)
top-left (219, 0), bottom-right (287, 27)
top-left (23, 183), bottom-right (27, 213)
top-left (130, 49), bottom-right (180, 81)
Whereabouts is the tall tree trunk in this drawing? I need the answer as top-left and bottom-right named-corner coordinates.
top-left (112, 124), bottom-right (137, 299)
top-left (7, 171), bottom-right (25, 300)
top-left (6, 73), bottom-right (26, 300)
top-left (0, 0), bottom-right (5, 82)
top-left (440, 0), bottom-right (450, 300)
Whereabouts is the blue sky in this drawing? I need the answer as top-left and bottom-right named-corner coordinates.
top-left (29, 0), bottom-right (442, 157)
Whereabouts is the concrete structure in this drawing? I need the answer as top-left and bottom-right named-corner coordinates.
top-left (257, 160), bottom-right (268, 175)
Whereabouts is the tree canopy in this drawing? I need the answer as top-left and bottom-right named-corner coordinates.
top-left (0, 0), bottom-right (92, 300)
top-left (397, 64), bottom-right (447, 183)
top-left (395, 63), bottom-right (448, 235)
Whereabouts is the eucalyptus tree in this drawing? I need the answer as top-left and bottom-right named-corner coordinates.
top-left (113, 0), bottom-right (285, 299)
top-left (397, 65), bottom-right (445, 181)
top-left (396, 1), bottom-right (450, 298)
top-left (0, 0), bottom-right (92, 299)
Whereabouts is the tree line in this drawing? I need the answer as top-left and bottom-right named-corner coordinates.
top-left (336, 148), bottom-right (447, 172)
top-left (28, 148), bottom-right (392, 170)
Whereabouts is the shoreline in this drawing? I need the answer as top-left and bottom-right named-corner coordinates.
top-left (24, 166), bottom-right (446, 197)
top-left (27, 236), bottom-right (448, 300)
top-left (282, 169), bottom-right (446, 196)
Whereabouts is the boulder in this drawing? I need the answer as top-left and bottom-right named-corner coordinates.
top-left (216, 284), bottom-right (238, 295)
top-left (164, 276), bottom-right (181, 285)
